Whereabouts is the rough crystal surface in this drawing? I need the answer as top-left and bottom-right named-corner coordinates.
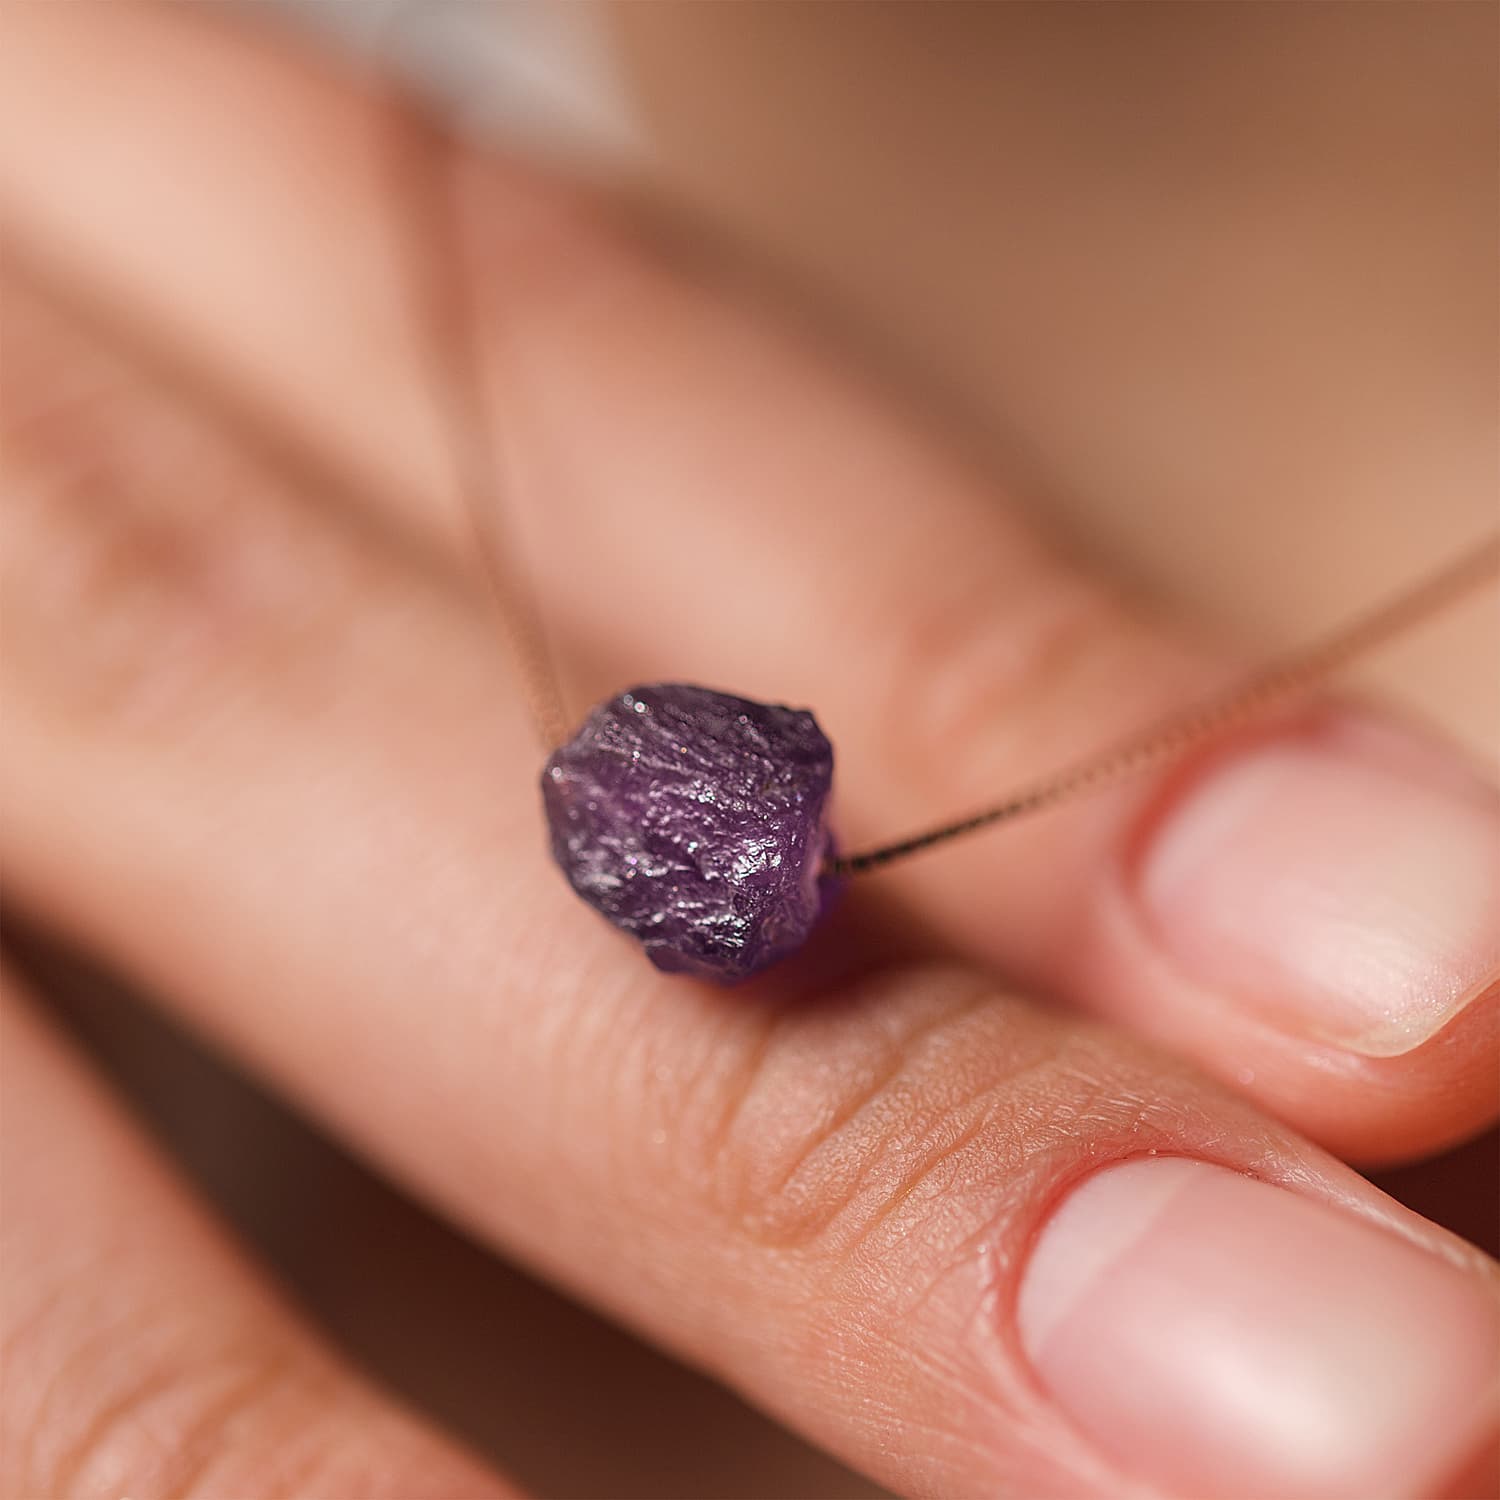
top-left (541, 684), bottom-right (836, 983)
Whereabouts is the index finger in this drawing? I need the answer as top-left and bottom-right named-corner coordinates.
top-left (0, 0), bottom-right (1495, 1162)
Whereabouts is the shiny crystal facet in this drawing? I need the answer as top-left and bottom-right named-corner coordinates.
top-left (542, 684), bottom-right (836, 982)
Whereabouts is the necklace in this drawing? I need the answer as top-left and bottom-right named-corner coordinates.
top-left (391, 93), bottom-right (1499, 986)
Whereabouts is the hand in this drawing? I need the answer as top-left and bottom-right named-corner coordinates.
top-left (1, 5), bottom-right (1496, 1498)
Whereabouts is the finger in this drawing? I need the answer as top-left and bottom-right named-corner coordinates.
top-left (3, 256), bottom-right (1498, 1500)
top-left (0, 972), bottom-right (518, 1500)
top-left (1, 0), bottom-right (1495, 1160)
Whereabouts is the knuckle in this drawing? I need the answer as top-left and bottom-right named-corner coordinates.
top-left (10, 1264), bottom-right (311, 1500)
top-left (879, 557), bottom-right (1142, 805)
top-left (686, 965), bottom-right (1105, 1269)
top-left (0, 280), bottom-right (355, 734)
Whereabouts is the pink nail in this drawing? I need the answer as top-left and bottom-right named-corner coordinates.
top-left (1136, 715), bottom-right (1500, 1056)
top-left (1018, 1158), bottom-right (1499, 1499)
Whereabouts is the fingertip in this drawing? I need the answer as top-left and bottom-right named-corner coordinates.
top-left (1017, 1157), bottom-right (1500, 1500)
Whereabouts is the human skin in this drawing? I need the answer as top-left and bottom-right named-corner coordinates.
top-left (0, 4), bottom-right (1497, 1498)
top-left (606, 0), bottom-right (1499, 762)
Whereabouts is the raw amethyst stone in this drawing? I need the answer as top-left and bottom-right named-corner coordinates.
top-left (541, 684), bottom-right (837, 983)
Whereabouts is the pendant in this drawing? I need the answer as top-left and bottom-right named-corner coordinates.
top-left (542, 684), bottom-right (838, 983)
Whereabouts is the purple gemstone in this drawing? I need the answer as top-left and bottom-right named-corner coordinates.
top-left (541, 684), bottom-right (837, 983)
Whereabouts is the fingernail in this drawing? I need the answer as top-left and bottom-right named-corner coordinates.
top-left (1135, 714), bottom-right (1500, 1056)
top-left (1018, 1158), bottom-right (1500, 1500)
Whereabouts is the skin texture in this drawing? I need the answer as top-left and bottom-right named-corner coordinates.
top-left (0, 5), bottom-right (1496, 1498)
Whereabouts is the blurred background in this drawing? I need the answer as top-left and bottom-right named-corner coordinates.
top-left (19, 3), bottom-right (1498, 1495)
